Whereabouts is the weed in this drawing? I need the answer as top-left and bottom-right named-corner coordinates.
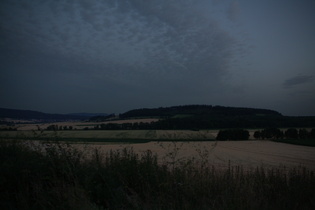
top-left (194, 141), bottom-right (217, 169)
top-left (1, 140), bottom-right (315, 209)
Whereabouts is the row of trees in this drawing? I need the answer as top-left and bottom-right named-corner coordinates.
top-left (216, 128), bottom-right (315, 141)
top-left (94, 122), bottom-right (153, 130)
top-left (91, 116), bottom-right (315, 130)
top-left (254, 128), bottom-right (315, 140)
top-left (46, 125), bottom-right (73, 131)
top-left (216, 129), bottom-right (250, 140)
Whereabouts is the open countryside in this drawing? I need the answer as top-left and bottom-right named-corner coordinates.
top-left (1, 105), bottom-right (315, 209)
top-left (72, 140), bottom-right (315, 170)
top-left (2, 0), bottom-right (315, 208)
top-left (2, 128), bottom-right (315, 170)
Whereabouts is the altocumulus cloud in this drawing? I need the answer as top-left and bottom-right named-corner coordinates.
top-left (283, 75), bottom-right (315, 89)
top-left (0, 0), bottom-right (241, 87)
top-left (227, 0), bottom-right (240, 22)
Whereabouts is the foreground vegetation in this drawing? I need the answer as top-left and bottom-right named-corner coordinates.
top-left (1, 140), bottom-right (315, 210)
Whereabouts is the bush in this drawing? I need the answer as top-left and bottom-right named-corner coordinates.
top-left (285, 128), bottom-right (299, 139)
top-left (216, 129), bottom-right (250, 140)
top-left (261, 128), bottom-right (283, 139)
top-left (0, 140), bottom-right (97, 209)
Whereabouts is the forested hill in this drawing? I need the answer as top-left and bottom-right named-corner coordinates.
top-left (120, 105), bottom-right (282, 119)
top-left (118, 105), bottom-right (315, 129)
top-left (0, 108), bottom-right (87, 121)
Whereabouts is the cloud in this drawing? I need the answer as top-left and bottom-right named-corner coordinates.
top-left (283, 75), bottom-right (315, 88)
top-left (227, 0), bottom-right (240, 22)
top-left (0, 0), bottom-right (243, 90)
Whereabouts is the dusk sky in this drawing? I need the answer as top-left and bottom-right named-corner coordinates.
top-left (1, 0), bottom-right (315, 116)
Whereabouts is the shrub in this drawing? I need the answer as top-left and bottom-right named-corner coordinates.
top-left (261, 128), bottom-right (283, 139)
top-left (216, 129), bottom-right (250, 140)
top-left (285, 128), bottom-right (299, 139)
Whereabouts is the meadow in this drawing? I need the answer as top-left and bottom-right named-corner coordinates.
top-left (1, 139), bottom-right (315, 209)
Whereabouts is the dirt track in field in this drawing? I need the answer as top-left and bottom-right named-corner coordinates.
top-left (78, 140), bottom-right (315, 170)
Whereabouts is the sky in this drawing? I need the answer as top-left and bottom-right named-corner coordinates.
top-left (1, 0), bottom-right (315, 116)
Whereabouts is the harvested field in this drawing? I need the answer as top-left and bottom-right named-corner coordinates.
top-left (14, 118), bottom-right (160, 130)
top-left (76, 140), bottom-right (315, 170)
top-left (2, 138), bottom-right (315, 209)
top-left (2, 129), bottom-right (314, 170)
top-left (0, 130), bottom-right (218, 140)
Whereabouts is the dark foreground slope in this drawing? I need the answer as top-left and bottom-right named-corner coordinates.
top-left (1, 141), bottom-right (315, 210)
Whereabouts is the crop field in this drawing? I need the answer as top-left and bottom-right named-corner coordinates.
top-left (73, 140), bottom-right (315, 170)
top-left (0, 129), bottom-right (218, 142)
top-left (1, 131), bottom-right (315, 209)
top-left (2, 129), bottom-right (314, 170)
top-left (2, 128), bottom-right (315, 169)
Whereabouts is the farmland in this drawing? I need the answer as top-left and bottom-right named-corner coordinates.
top-left (1, 129), bottom-right (315, 170)
top-left (81, 140), bottom-right (315, 170)
top-left (1, 138), bottom-right (315, 209)
top-left (1, 105), bottom-right (315, 209)
top-left (0, 129), bottom-right (217, 142)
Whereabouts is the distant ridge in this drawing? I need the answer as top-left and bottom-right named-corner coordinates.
top-left (115, 105), bottom-right (315, 129)
top-left (0, 108), bottom-right (89, 121)
top-left (120, 105), bottom-right (282, 118)
top-left (68, 113), bottom-right (109, 117)
top-left (2, 105), bottom-right (315, 128)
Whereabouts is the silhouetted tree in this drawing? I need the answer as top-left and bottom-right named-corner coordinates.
top-left (216, 130), bottom-right (229, 140)
top-left (261, 128), bottom-right (283, 139)
top-left (46, 125), bottom-right (59, 131)
top-left (298, 129), bottom-right (309, 139)
top-left (216, 129), bottom-right (249, 140)
top-left (285, 128), bottom-right (298, 139)
top-left (254, 131), bottom-right (261, 139)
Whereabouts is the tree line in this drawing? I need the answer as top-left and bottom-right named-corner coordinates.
top-left (90, 122), bottom-right (315, 141)
top-left (90, 116), bottom-right (315, 130)
top-left (46, 125), bottom-right (73, 131)
top-left (216, 128), bottom-right (315, 141)
top-left (216, 129), bottom-right (250, 140)
top-left (253, 128), bottom-right (315, 140)
top-left (44, 123), bottom-right (315, 141)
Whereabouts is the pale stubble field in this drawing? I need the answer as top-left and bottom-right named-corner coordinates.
top-left (1, 128), bottom-right (315, 170)
top-left (73, 140), bottom-right (315, 170)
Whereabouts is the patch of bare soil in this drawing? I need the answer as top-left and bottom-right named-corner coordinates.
top-left (75, 141), bottom-right (315, 170)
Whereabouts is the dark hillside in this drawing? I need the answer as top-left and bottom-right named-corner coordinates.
top-left (117, 105), bottom-right (315, 129)
top-left (0, 108), bottom-right (87, 121)
top-left (120, 105), bottom-right (282, 119)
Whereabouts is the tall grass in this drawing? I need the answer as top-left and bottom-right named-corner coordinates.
top-left (1, 140), bottom-right (314, 209)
